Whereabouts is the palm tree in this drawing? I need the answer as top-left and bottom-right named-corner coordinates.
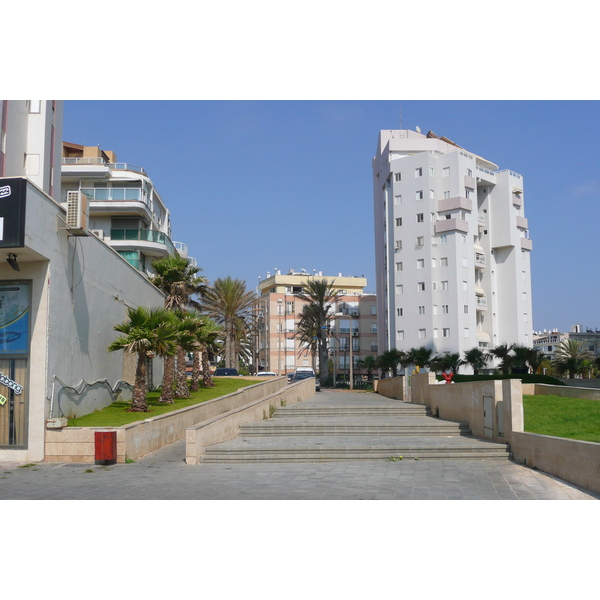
top-left (173, 310), bottom-right (201, 399)
top-left (149, 255), bottom-right (208, 401)
top-left (525, 347), bottom-right (547, 375)
top-left (295, 279), bottom-right (340, 377)
top-left (488, 343), bottom-right (515, 375)
top-left (553, 339), bottom-right (593, 378)
top-left (433, 352), bottom-right (464, 375)
top-left (108, 306), bottom-right (177, 412)
top-left (192, 317), bottom-right (222, 389)
top-left (294, 303), bottom-right (321, 372)
top-left (463, 347), bottom-right (490, 375)
top-left (376, 349), bottom-right (407, 378)
top-left (356, 355), bottom-right (377, 381)
top-left (202, 276), bottom-right (256, 369)
top-left (407, 346), bottom-right (438, 371)
top-left (149, 254), bottom-right (208, 310)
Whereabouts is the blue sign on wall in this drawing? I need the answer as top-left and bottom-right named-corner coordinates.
top-left (0, 284), bottom-right (30, 355)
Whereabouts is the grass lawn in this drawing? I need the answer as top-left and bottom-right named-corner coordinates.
top-left (523, 394), bottom-right (600, 443)
top-left (67, 378), bottom-right (257, 428)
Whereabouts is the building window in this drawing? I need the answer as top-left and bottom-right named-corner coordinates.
top-left (415, 167), bottom-right (422, 177)
top-left (462, 257), bottom-right (468, 267)
top-left (443, 190), bottom-right (451, 199)
top-left (397, 330), bottom-right (404, 340)
top-left (395, 240), bottom-right (402, 250)
top-left (441, 281), bottom-right (449, 290)
top-left (371, 324), bottom-right (378, 334)
top-left (370, 305), bottom-right (377, 315)
top-left (395, 172), bottom-right (401, 182)
top-left (371, 342), bottom-right (378, 352)
top-left (432, 282), bottom-right (437, 291)
top-left (429, 166), bottom-right (434, 176)
top-left (418, 282), bottom-right (425, 292)
top-left (418, 329), bottom-right (426, 339)
top-left (418, 306), bottom-right (425, 315)
top-left (416, 236), bottom-right (424, 247)
top-left (441, 257), bottom-right (448, 267)
top-left (416, 190), bottom-right (423, 200)
top-left (430, 189), bottom-right (435, 200)
top-left (465, 188), bottom-right (474, 199)
top-left (464, 305), bottom-right (469, 313)
top-left (433, 305), bottom-right (438, 314)
top-left (440, 235), bottom-right (447, 244)
top-left (463, 281), bottom-right (468, 291)
top-left (433, 328), bottom-right (439, 338)
top-left (396, 217), bottom-right (402, 226)
top-left (396, 284), bottom-right (403, 294)
top-left (397, 308), bottom-right (403, 317)
top-left (443, 328), bottom-right (450, 338)
top-left (396, 262), bottom-right (403, 271)
top-left (464, 328), bottom-right (470, 337)
top-left (443, 167), bottom-right (450, 177)
top-left (417, 259), bottom-right (424, 269)
top-left (416, 213), bottom-right (424, 223)
top-left (442, 304), bottom-right (449, 314)
top-left (466, 168), bottom-right (473, 177)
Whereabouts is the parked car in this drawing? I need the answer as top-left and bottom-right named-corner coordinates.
top-left (214, 368), bottom-right (240, 376)
top-left (287, 372), bottom-right (295, 383)
top-left (256, 371), bottom-right (277, 376)
top-left (290, 371), bottom-right (320, 391)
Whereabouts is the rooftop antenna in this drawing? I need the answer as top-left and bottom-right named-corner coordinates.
top-left (399, 106), bottom-right (402, 130)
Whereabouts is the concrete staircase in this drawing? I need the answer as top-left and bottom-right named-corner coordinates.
top-left (200, 393), bottom-right (511, 463)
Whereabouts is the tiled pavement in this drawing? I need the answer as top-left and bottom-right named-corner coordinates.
top-left (0, 390), bottom-right (597, 500)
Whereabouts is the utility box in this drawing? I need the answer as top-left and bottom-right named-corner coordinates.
top-left (94, 431), bottom-right (117, 463)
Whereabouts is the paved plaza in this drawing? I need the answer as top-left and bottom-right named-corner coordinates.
top-left (0, 390), bottom-right (597, 500)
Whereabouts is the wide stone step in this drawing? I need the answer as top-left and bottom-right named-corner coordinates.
top-left (275, 407), bottom-right (429, 417)
top-left (200, 436), bottom-right (510, 463)
top-left (238, 424), bottom-right (472, 436)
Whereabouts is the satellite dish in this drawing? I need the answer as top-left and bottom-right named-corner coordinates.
top-left (416, 126), bottom-right (421, 133)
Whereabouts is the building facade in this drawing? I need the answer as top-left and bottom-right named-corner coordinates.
top-left (256, 271), bottom-right (378, 381)
top-left (373, 129), bottom-right (533, 367)
top-left (534, 324), bottom-right (600, 360)
top-left (61, 142), bottom-right (194, 275)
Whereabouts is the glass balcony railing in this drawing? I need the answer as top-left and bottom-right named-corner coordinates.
top-left (111, 229), bottom-right (175, 255)
top-left (81, 187), bottom-right (148, 205)
top-left (62, 157), bottom-right (147, 176)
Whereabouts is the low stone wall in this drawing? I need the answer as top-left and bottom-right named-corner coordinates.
top-left (373, 377), bottom-right (405, 400)
top-left (376, 373), bottom-right (600, 495)
top-left (44, 378), bottom-right (287, 463)
top-left (533, 383), bottom-right (600, 401)
top-left (510, 432), bottom-right (600, 496)
top-left (185, 377), bottom-right (315, 465)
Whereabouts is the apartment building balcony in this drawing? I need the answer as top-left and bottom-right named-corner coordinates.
top-left (475, 253), bottom-right (487, 268)
top-left (437, 195), bottom-right (473, 213)
top-left (516, 215), bottom-right (529, 229)
top-left (434, 218), bottom-right (469, 235)
top-left (62, 157), bottom-right (147, 177)
top-left (475, 296), bottom-right (488, 311)
top-left (110, 228), bottom-right (175, 259)
top-left (520, 237), bottom-right (533, 251)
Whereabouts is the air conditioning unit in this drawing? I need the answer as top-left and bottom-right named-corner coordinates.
top-left (352, 332), bottom-right (359, 337)
top-left (351, 310), bottom-right (359, 316)
top-left (90, 229), bottom-right (104, 240)
top-left (65, 191), bottom-right (89, 235)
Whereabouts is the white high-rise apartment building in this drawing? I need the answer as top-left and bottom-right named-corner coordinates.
top-left (373, 129), bottom-right (533, 367)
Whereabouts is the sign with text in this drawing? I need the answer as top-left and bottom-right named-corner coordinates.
top-left (0, 283), bottom-right (29, 355)
top-left (0, 177), bottom-right (27, 248)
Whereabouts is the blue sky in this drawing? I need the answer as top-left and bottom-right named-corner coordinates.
top-left (63, 100), bottom-right (599, 333)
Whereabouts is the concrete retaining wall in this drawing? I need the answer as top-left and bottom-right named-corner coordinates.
top-left (510, 432), bottom-right (600, 496)
top-left (185, 377), bottom-right (315, 465)
top-left (532, 383), bottom-right (600, 401)
top-left (376, 374), bottom-right (600, 495)
top-left (44, 378), bottom-right (287, 463)
top-left (373, 377), bottom-right (405, 400)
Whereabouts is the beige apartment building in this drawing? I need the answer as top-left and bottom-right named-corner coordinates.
top-left (255, 270), bottom-right (378, 383)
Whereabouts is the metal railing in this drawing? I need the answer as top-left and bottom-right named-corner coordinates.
top-left (111, 229), bottom-right (175, 255)
top-left (62, 157), bottom-right (147, 175)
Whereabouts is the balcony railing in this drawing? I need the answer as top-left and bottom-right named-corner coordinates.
top-left (81, 187), bottom-right (150, 207)
top-left (62, 157), bottom-right (147, 176)
top-left (111, 229), bottom-right (175, 255)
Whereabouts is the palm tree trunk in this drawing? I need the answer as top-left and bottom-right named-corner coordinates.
top-left (159, 355), bottom-right (175, 403)
top-left (174, 346), bottom-right (190, 398)
top-left (190, 349), bottom-right (201, 392)
top-left (128, 351), bottom-right (149, 412)
top-left (202, 349), bottom-right (214, 387)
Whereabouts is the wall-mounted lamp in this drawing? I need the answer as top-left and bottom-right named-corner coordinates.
top-left (6, 254), bottom-right (19, 272)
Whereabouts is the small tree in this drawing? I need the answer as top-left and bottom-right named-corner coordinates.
top-left (108, 307), bottom-right (177, 412)
top-left (463, 347), bottom-right (490, 375)
top-left (376, 349), bottom-right (406, 378)
top-left (407, 346), bottom-right (438, 371)
top-left (488, 343), bottom-right (515, 375)
top-left (356, 355), bottom-right (377, 381)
